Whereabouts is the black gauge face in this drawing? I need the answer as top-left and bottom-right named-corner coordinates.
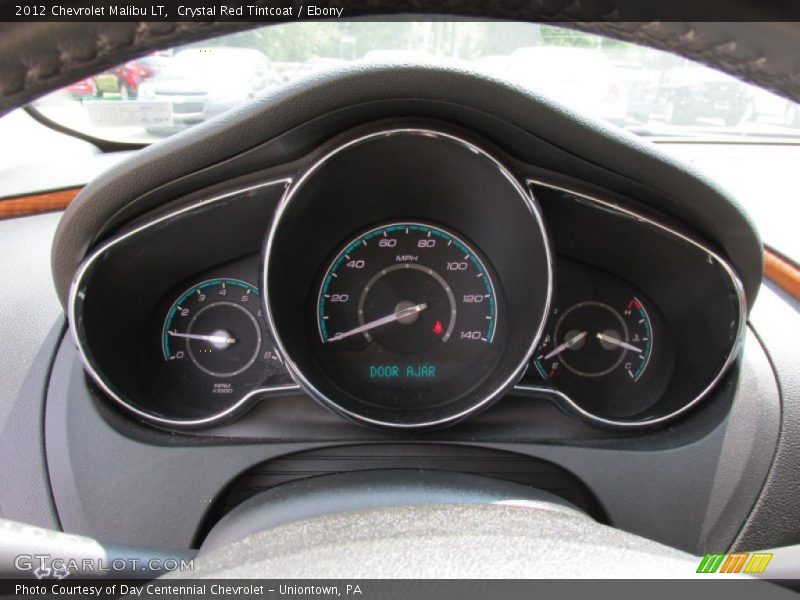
top-left (312, 222), bottom-right (504, 413)
top-left (536, 299), bottom-right (652, 381)
top-left (525, 265), bottom-right (672, 420)
top-left (264, 129), bottom-right (552, 428)
top-left (148, 278), bottom-right (287, 419)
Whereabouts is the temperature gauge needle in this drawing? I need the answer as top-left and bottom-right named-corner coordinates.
top-left (544, 330), bottom-right (587, 359)
top-left (596, 332), bottom-right (642, 353)
top-left (167, 330), bottom-right (237, 346)
top-left (328, 303), bottom-right (428, 342)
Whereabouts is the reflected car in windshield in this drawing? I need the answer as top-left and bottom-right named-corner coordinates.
top-left (25, 22), bottom-right (800, 146)
top-left (657, 66), bottom-right (750, 126)
top-left (137, 47), bottom-right (283, 134)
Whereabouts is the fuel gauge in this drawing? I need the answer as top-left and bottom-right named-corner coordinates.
top-left (523, 266), bottom-right (672, 421)
top-left (534, 297), bottom-right (652, 382)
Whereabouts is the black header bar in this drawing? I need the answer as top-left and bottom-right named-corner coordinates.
top-left (3, 0), bottom-right (800, 22)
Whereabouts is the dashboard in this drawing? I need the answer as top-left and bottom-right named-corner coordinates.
top-left (69, 126), bottom-right (744, 433)
top-left (3, 15), bottom-right (800, 584)
top-left (3, 63), bottom-right (783, 559)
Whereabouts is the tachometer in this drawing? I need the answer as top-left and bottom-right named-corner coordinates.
top-left (149, 278), bottom-right (288, 421)
top-left (313, 222), bottom-right (503, 412)
top-left (163, 279), bottom-right (266, 378)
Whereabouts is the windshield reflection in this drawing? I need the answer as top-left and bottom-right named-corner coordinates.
top-left (29, 21), bottom-right (800, 144)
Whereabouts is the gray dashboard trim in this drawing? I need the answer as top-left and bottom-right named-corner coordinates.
top-left (67, 178), bottom-right (302, 429)
top-left (733, 281), bottom-right (800, 551)
top-left (0, 211), bottom-right (65, 530)
top-left (44, 330), bottom-right (779, 554)
top-left (514, 179), bottom-right (747, 429)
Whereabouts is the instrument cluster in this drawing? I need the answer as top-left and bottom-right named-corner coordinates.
top-left (69, 126), bottom-right (745, 432)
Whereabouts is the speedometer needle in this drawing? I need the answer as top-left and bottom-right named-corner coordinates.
top-left (167, 330), bottom-right (236, 346)
top-left (544, 330), bottom-right (587, 360)
top-left (327, 303), bottom-right (428, 342)
top-left (596, 332), bottom-right (642, 353)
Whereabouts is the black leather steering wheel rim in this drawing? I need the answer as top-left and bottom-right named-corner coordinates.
top-left (186, 471), bottom-right (702, 579)
top-left (2, 15), bottom-right (800, 114)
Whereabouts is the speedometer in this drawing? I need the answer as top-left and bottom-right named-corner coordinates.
top-left (313, 222), bottom-right (504, 411)
top-left (263, 127), bottom-right (552, 428)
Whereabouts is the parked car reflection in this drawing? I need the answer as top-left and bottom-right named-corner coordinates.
top-left (137, 47), bottom-right (283, 135)
top-left (746, 86), bottom-right (800, 128)
top-left (656, 66), bottom-right (749, 126)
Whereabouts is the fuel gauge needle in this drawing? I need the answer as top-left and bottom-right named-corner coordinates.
top-left (544, 330), bottom-right (587, 360)
top-left (596, 332), bottom-right (642, 353)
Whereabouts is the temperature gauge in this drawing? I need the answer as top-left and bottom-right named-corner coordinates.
top-left (534, 297), bottom-right (652, 382)
top-left (523, 266), bottom-right (673, 421)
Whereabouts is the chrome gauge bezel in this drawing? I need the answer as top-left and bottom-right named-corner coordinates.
top-left (68, 179), bottom-right (302, 429)
top-left (513, 179), bottom-right (747, 429)
top-left (262, 128), bottom-right (553, 429)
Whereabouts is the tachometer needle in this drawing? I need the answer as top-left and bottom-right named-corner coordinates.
top-left (327, 303), bottom-right (428, 342)
top-left (544, 330), bottom-right (587, 360)
top-left (167, 330), bottom-right (236, 346)
top-left (596, 332), bottom-right (642, 353)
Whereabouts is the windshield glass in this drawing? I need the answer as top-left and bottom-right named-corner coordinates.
top-left (27, 21), bottom-right (800, 144)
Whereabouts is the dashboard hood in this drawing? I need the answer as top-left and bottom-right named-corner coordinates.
top-left (51, 63), bottom-right (763, 309)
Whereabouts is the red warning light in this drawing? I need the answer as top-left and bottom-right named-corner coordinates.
top-left (433, 320), bottom-right (444, 336)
